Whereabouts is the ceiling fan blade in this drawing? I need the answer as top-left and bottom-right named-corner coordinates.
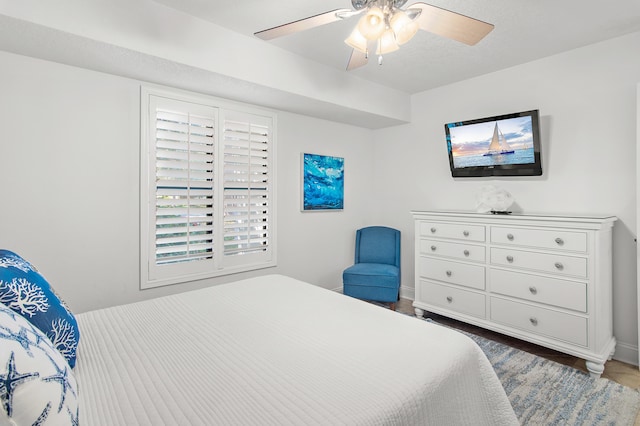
top-left (346, 49), bottom-right (368, 70)
top-left (409, 2), bottom-right (494, 46)
top-left (255, 9), bottom-right (352, 40)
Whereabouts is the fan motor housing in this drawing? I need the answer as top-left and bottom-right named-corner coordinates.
top-left (351, 0), bottom-right (408, 10)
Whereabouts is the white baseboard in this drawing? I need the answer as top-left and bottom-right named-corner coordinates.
top-left (613, 341), bottom-right (639, 367)
top-left (332, 285), bottom-right (414, 299)
top-left (399, 286), bottom-right (415, 301)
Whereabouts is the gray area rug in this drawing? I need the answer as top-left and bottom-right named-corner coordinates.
top-left (428, 318), bottom-right (640, 425)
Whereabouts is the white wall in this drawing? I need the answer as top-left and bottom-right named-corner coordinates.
top-left (277, 113), bottom-right (375, 287)
top-left (1, 30), bottom-right (639, 365)
top-left (372, 32), bottom-right (640, 364)
top-left (637, 81), bottom-right (640, 367)
top-left (0, 0), bottom-right (410, 128)
top-left (0, 50), bottom-right (374, 312)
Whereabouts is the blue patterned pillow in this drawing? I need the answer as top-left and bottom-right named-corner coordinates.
top-left (0, 303), bottom-right (79, 425)
top-left (0, 250), bottom-right (80, 368)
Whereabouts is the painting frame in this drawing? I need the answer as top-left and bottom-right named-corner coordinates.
top-left (301, 153), bottom-right (344, 211)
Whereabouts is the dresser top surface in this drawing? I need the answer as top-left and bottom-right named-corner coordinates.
top-left (411, 210), bottom-right (617, 224)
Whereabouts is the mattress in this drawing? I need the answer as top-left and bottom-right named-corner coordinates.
top-left (75, 274), bottom-right (517, 425)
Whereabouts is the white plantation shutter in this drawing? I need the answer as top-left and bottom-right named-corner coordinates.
top-left (141, 88), bottom-right (276, 289)
top-left (155, 107), bottom-right (215, 265)
top-left (222, 111), bottom-right (272, 263)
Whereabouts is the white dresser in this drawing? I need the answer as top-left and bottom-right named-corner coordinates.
top-left (412, 211), bottom-right (616, 378)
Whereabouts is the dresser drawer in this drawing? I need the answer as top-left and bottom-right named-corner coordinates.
top-left (491, 248), bottom-right (587, 278)
top-left (490, 269), bottom-right (587, 312)
top-left (419, 257), bottom-right (486, 290)
top-left (491, 297), bottom-right (587, 346)
top-left (420, 239), bottom-right (485, 262)
top-left (419, 221), bottom-right (485, 242)
top-left (491, 227), bottom-right (587, 252)
top-left (419, 280), bottom-right (486, 318)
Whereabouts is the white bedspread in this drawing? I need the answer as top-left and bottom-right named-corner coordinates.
top-left (75, 274), bottom-right (517, 425)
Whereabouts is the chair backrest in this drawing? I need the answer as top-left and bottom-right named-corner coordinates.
top-left (355, 226), bottom-right (400, 267)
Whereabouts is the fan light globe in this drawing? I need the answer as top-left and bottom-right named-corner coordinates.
top-left (358, 6), bottom-right (385, 40)
top-left (390, 10), bottom-right (419, 45)
top-left (376, 28), bottom-right (400, 55)
top-left (344, 27), bottom-right (368, 53)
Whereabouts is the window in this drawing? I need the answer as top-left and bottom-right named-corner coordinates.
top-left (141, 87), bottom-right (276, 289)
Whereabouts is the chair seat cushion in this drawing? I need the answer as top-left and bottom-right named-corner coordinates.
top-left (342, 263), bottom-right (400, 288)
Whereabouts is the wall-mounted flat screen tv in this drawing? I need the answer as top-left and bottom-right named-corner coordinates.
top-left (444, 109), bottom-right (542, 177)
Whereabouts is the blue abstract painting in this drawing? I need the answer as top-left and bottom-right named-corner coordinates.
top-left (302, 153), bottom-right (344, 211)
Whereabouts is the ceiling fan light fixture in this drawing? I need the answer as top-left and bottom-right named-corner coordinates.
top-left (376, 28), bottom-right (400, 55)
top-left (344, 27), bottom-right (368, 53)
top-left (357, 6), bottom-right (386, 40)
top-left (254, 0), bottom-right (494, 71)
top-left (390, 10), bottom-right (419, 45)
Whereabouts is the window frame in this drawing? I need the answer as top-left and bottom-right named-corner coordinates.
top-left (140, 86), bottom-right (277, 289)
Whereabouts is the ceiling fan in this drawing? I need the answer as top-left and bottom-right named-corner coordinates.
top-left (254, 0), bottom-right (494, 70)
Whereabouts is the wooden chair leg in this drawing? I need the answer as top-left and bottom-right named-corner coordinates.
top-left (389, 302), bottom-right (396, 311)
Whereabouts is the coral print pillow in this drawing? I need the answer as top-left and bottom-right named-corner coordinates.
top-left (0, 250), bottom-right (80, 368)
top-left (0, 303), bottom-right (79, 425)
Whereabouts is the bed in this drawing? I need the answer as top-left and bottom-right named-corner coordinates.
top-left (0, 256), bottom-right (517, 425)
top-left (73, 274), bottom-right (517, 425)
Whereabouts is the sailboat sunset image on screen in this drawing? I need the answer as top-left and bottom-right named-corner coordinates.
top-left (483, 122), bottom-right (515, 156)
top-left (444, 110), bottom-right (542, 177)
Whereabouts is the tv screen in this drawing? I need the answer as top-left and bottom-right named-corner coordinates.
top-left (444, 110), bottom-right (542, 177)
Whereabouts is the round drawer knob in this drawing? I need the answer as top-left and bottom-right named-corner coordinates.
top-left (506, 255), bottom-right (514, 263)
top-left (463, 250), bottom-right (470, 257)
top-left (555, 237), bottom-right (564, 246)
top-left (445, 270), bottom-right (452, 277)
top-left (555, 262), bottom-right (564, 271)
top-left (446, 296), bottom-right (453, 303)
top-left (430, 227), bottom-right (437, 233)
top-left (463, 230), bottom-right (470, 237)
top-left (507, 233), bottom-right (514, 241)
top-left (430, 245), bottom-right (437, 251)
top-left (529, 286), bottom-right (538, 295)
top-left (529, 317), bottom-right (538, 326)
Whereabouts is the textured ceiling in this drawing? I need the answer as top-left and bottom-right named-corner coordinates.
top-left (153, 0), bottom-right (640, 94)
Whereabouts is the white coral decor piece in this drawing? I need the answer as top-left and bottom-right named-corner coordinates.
top-left (476, 185), bottom-right (514, 213)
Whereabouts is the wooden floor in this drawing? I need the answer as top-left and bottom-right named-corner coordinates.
top-left (394, 298), bottom-right (640, 389)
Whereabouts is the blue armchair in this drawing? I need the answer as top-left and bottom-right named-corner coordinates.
top-left (342, 226), bottom-right (401, 310)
